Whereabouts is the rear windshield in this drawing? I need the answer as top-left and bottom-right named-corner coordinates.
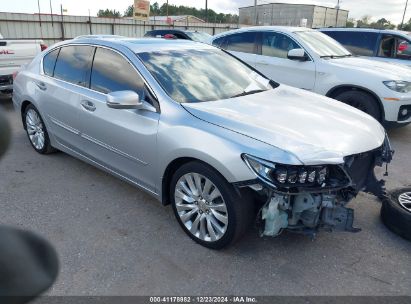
top-left (185, 32), bottom-right (212, 43)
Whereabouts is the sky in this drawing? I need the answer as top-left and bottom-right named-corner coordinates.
top-left (1, 0), bottom-right (409, 25)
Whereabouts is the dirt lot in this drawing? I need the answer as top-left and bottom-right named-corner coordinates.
top-left (1, 98), bottom-right (410, 296)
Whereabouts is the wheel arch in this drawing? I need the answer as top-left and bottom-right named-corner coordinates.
top-left (161, 156), bottom-right (245, 206)
top-left (162, 157), bottom-right (219, 206)
top-left (326, 85), bottom-right (385, 121)
top-left (21, 100), bottom-right (34, 130)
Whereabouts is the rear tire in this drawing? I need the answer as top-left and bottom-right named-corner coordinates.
top-left (170, 161), bottom-right (253, 249)
top-left (381, 188), bottom-right (411, 241)
top-left (334, 91), bottom-right (382, 122)
top-left (24, 104), bottom-right (56, 154)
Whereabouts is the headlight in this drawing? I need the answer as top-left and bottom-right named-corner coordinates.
top-left (242, 154), bottom-right (347, 189)
top-left (383, 80), bottom-right (411, 93)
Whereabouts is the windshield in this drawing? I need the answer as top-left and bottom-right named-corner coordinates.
top-left (295, 31), bottom-right (352, 58)
top-left (138, 49), bottom-right (273, 103)
top-left (185, 31), bottom-right (212, 43)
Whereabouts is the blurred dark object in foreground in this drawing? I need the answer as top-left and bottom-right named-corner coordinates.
top-left (0, 109), bottom-right (11, 157)
top-left (0, 109), bottom-right (59, 304)
top-left (0, 226), bottom-right (59, 304)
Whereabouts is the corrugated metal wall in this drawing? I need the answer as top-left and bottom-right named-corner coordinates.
top-left (0, 12), bottom-right (239, 45)
top-left (313, 6), bottom-right (348, 28)
top-left (240, 4), bottom-right (315, 27)
top-left (239, 4), bottom-right (348, 28)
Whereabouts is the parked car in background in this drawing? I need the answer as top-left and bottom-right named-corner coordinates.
top-left (13, 38), bottom-right (393, 249)
top-left (144, 29), bottom-right (212, 44)
top-left (0, 33), bottom-right (47, 97)
top-left (212, 26), bottom-right (411, 128)
top-left (320, 28), bottom-right (411, 67)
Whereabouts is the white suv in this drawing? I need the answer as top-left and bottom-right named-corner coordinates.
top-left (212, 26), bottom-right (411, 128)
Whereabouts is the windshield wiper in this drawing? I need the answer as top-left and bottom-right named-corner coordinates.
top-left (231, 89), bottom-right (266, 98)
top-left (320, 54), bottom-right (352, 59)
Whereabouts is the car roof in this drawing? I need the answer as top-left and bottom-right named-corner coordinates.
top-left (60, 37), bottom-right (214, 53)
top-left (213, 26), bottom-right (313, 38)
top-left (319, 27), bottom-right (411, 36)
top-left (146, 29), bottom-right (206, 34)
top-left (74, 35), bottom-right (125, 39)
top-left (147, 29), bottom-right (188, 33)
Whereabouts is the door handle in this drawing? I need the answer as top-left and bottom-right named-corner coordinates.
top-left (35, 81), bottom-right (47, 91)
top-left (81, 100), bottom-right (96, 112)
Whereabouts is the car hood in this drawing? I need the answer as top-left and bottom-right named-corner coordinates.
top-left (182, 85), bottom-right (386, 165)
top-left (327, 57), bottom-right (411, 79)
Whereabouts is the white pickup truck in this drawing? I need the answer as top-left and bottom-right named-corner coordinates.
top-left (0, 33), bottom-right (46, 97)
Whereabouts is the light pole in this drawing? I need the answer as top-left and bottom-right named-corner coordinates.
top-left (400, 0), bottom-right (409, 30)
top-left (335, 0), bottom-right (340, 27)
top-left (205, 0), bottom-right (208, 22)
top-left (254, 0), bottom-right (258, 25)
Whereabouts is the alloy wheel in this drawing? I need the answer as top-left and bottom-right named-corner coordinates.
top-left (398, 192), bottom-right (411, 213)
top-left (174, 173), bottom-right (228, 242)
top-left (26, 109), bottom-right (45, 151)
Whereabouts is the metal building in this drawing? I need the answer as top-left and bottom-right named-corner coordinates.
top-left (239, 3), bottom-right (349, 28)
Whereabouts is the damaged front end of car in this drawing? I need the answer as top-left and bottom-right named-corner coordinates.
top-left (239, 136), bottom-right (394, 238)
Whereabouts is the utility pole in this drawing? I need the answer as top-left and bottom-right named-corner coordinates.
top-left (400, 0), bottom-right (409, 30)
top-left (205, 0), bottom-right (208, 22)
top-left (50, 0), bottom-right (54, 27)
top-left (60, 4), bottom-right (65, 40)
top-left (335, 0), bottom-right (340, 27)
top-left (37, 0), bottom-right (42, 27)
top-left (254, 0), bottom-right (258, 25)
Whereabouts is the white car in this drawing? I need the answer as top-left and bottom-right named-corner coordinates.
top-left (0, 33), bottom-right (47, 97)
top-left (212, 26), bottom-right (411, 128)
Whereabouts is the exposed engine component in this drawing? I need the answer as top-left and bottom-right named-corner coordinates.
top-left (258, 192), bottom-right (361, 237)
top-left (260, 195), bottom-right (288, 236)
top-left (288, 194), bottom-right (322, 228)
top-left (321, 206), bottom-right (361, 233)
top-left (250, 139), bottom-right (393, 239)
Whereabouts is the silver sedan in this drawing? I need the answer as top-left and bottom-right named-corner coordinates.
top-left (12, 38), bottom-right (393, 249)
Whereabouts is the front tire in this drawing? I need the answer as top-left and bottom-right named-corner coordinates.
top-left (170, 161), bottom-right (253, 249)
top-left (24, 104), bottom-right (55, 154)
top-left (334, 91), bottom-right (382, 122)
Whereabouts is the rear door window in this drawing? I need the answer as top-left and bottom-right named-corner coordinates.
top-left (396, 37), bottom-right (411, 59)
top-left (324, 31), bottom-right (378, 56)
top-left (225, 32), bottom-right (256, 54)
top-left (53, 45), bottom-right (94, 87)
top-left (378, 34), bottom-right (411, 60)
top-left (43, 48), bottom-right (60, 76)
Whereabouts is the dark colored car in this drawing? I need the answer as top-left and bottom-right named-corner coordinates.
top-left (320, 28), bottom-right (411, 67)
top-left (144, 30), bottom-right (211, 44)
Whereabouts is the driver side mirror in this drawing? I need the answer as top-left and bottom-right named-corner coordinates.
top-left (106, 91), bottom-right (142, 109)
top-left (106, 91), bottom-right (156, 112)
top-left (287, 48), bottom-right (309, 61)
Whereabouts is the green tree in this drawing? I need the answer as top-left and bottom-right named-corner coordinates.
top-left (399, 18), bottom-right (411, 30)
top-left (124, 5), bottom-right (133, 17)
top-left (346, 18), bottom-right (355, 28)
top-left (370, 18), bottom-right (395, 29)
top-left (97, 9), bottom-right (121, 18)
top-left (356, 15), bottom-right (371, 28)
top-left (111, 1), bottom-right (239, 23)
